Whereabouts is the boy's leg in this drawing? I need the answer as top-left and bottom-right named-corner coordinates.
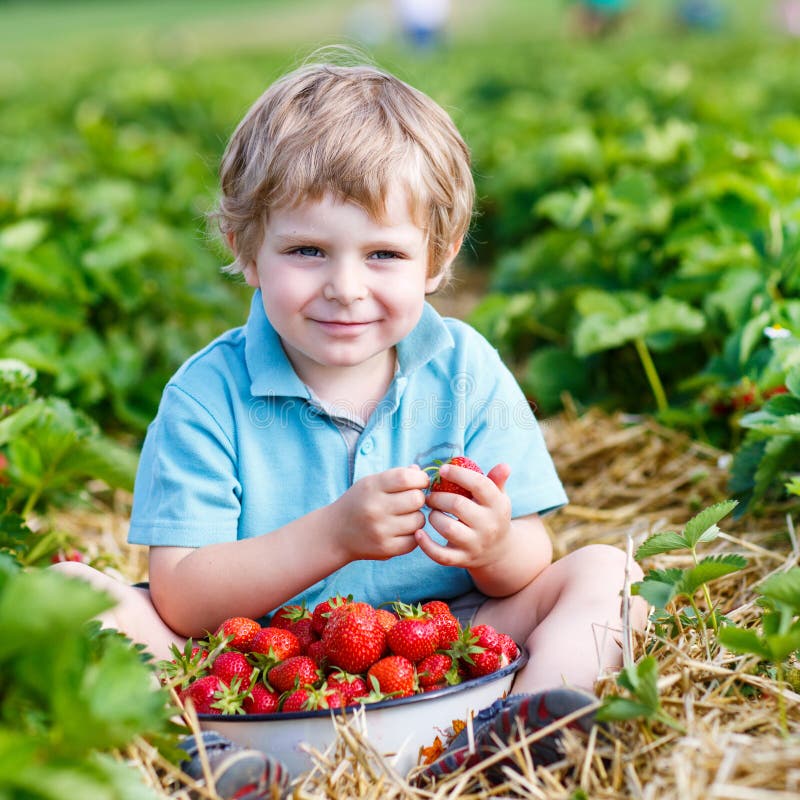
top-left (473, 543), bottom-right (646, 693)
top-left (422, 544), bottom-right (646, 781)
top-left (50, 561), bottom-right (185, 660)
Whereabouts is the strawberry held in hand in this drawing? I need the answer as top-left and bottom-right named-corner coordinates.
top-left (424, 456), bottom-right (483, 498)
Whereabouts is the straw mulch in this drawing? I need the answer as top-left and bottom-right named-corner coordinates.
top-left (56, 406), bottom-right (800, 800)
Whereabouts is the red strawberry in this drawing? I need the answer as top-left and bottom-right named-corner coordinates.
top-left (243, 683), bottom-right (280, 714)
top-left (322, 602), bottom-right (387, 674)
top-left (367, 655), bottom-right (416, 698)
top-left (465, 649), bottom-right (501, 678)
top-left (307, 638), bottom-right (327, 666)
top-left (269, 604), bottom-right (316, 652)
top-left (375, 608), bottom-right (398, 634)
top-left (431, 612), bottom-right (461, 649)
top-left (496, 633), bottom-right (519, 665)
top-left (470, 624), bottom-right (502, 654)
top-left (250, 627), bottom-right (301, 663)
top-left (326, 670), bottom-right (369, 706)
top-left (421, 600), bottom-right (452, 617)
top-left (215, 617), bottom-right (262, 651)
top-left (211, 651), bottom-right (254, 686)
top-left (311, 595), bottom-right (352, 636)
top-left (281, 687), bottom-right (314, 712)
top-left (416, 653), bottom-right (455, 687)
top-left (179, 675), bottom-right (246, 715)
top-left (281, 685), bottom-right (342, 712)
top-left (180, 675), bottom-right (226, 714)
top-left (424, 456), bottom-right (483, 498)
top-left (386, 603), bottom-right (439, 662)
top-left (267, 655), bottom-right (320, 693)
top-left (270, 603), bottom-right (307, 630)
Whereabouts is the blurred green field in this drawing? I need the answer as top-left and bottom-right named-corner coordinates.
top-left (1, 0), bottom-right (798, 512)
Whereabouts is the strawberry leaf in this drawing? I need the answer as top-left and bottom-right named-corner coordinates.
top-left (673, 554), bottom-right (747, 598)
top-left (758, 567), bottom-right (800, 611)
top-left (631, 576), bottom-right (678, 610)
top-left (635, 531), bottom-right (687, 558)
top-left (682, 500), bottom-right (738, 548)
top-left (718, 626), bottom-right (771, 659)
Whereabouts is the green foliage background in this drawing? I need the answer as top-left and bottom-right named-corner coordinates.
top-left (0, 0), bottom-right (798, 508)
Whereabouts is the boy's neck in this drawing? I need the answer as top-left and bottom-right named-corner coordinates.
top-left (292, 347), bottom-right (397, 425)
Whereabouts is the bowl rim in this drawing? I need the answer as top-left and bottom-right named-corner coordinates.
top-left (198, 645), bottom-right (529, 723)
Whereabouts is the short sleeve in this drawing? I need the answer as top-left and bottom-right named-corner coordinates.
top-left (463, 340), bottom-right (567, 518)
top-left (128, 385), bottom-right (242, 547)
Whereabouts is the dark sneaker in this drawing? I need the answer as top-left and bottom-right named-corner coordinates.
top-left (421, 688), bottom-right (597, 782)
top-left (178, 730), bottom-right (289, 799)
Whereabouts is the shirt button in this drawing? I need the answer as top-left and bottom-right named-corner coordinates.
top-left (360, 438), bottom-right (374, 455)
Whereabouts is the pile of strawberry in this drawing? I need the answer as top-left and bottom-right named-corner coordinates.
top-left (160, 596), bottom-right (519, 716)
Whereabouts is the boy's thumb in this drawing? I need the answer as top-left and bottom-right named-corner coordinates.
top-left (487, 463), bottom-right (511, 492)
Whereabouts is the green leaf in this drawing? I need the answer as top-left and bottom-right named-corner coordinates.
top-left (718, 626), bottom-right (771, 659)
top-left (758, 568), bottom-right (800, 610)
top-left (0, 569), bottom-right (114, 658)
top-left (786, 365), bottom-right (800, 397)
top-left (682, 500), bottom-right (738, 547)
top-left (674, 554), bottom-right (747, 597)
top-left (535, 186), bottom-right (594, 229)
top-left (633, 578), bottom-right (678, 609)
top-left (635, 530), bottom-right (687, 558)
top-left (596, 696), bottom-right (654, 722)
top-left (0, 219), bottom-right (48, 253)
top-left (573, 295), bottom-right (705, 357)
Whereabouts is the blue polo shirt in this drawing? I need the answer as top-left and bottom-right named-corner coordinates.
top-left (128, 290), bottom-right (568, 612)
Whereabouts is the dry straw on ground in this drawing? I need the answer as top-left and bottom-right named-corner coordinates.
top-left (62, 407), bottom-right (799, 799)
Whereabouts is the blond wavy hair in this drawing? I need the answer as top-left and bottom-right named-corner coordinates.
top-left (213, 59), bottom-right (474, 283)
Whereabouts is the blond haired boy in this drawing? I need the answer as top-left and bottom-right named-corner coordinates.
top-left (58, 59), bottom-right (645, 787)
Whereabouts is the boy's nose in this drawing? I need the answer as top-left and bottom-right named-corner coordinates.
top-left (323, 262), bottom-right (368, 304)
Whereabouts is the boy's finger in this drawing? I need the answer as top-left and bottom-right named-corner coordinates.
top-left (414, 529), bottom-right (466, 568)
top-left (486, 463), bottom-right (511, 492)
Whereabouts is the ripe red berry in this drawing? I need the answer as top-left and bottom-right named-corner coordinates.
top-left (367, 655), bottom-right (416, 698)
top-left (250, 627), bottom-right (301, 663)
top-left (387, 615), bottom-right (439, 662)
top-left (243, 683), bottom-right (280, 714)
top-left (211, 651), bottom-right (253, 686)
top-left (179, 675), bottom-right (226, 715)
top-left (417, 653), bottom-right (454, 688)
top-left (311, 595), bottom-right (352, 636)
top-left (322, 602), bottom-right (386, 674)
top-left (215, 617), bottom-right (262, 651)
top-left (424, 456), bottom-right (483, 498)
top-left (465, 649), bottom-right (501, 678)
top-left (267, 655), bottom-right (320, 693)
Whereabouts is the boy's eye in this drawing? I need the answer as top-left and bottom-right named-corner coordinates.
top-left (291, 246), bottom-right (323, 257)
top-left (371, 251), bottom-right (402, 260)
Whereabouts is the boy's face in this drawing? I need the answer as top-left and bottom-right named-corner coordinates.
top-left (242, 185), bottom-right (451, 388)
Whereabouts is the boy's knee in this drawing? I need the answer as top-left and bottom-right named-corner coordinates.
top-left (568, 543), bottom-right (642, 582)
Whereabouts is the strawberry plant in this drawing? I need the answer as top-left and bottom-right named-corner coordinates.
top-left (632, 501), bottom-right (746, 652)
top-left (729, 363), bottom-right (800, 514)
top-left (0, 553), bottom-right (177, 798)
top-left (0, 360), bottom-right (137, 517)
top-left (718, 567), bottom-right (800, 734)
top-left (596, 656), bottom-right (685, 734)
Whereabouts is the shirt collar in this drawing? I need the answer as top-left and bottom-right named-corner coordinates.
top-left (244, 290), bottom-right (455, 398)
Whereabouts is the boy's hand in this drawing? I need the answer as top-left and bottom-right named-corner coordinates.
top-left (416, 462), bottom-right (513, 570)
top-left (331, 466), bottom-right (430, 562)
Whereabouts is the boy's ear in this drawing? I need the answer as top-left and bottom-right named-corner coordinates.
top-left (227, 232), bottom-right (260, 287)
top-left (425, 237), bottom-right (463, 293)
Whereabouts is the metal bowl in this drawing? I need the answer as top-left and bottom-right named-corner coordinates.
top-left (199, 646), bottom-right (528, 778)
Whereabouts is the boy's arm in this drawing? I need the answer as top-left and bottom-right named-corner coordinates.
top-left (148, 465), bottom-right (430, 637)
